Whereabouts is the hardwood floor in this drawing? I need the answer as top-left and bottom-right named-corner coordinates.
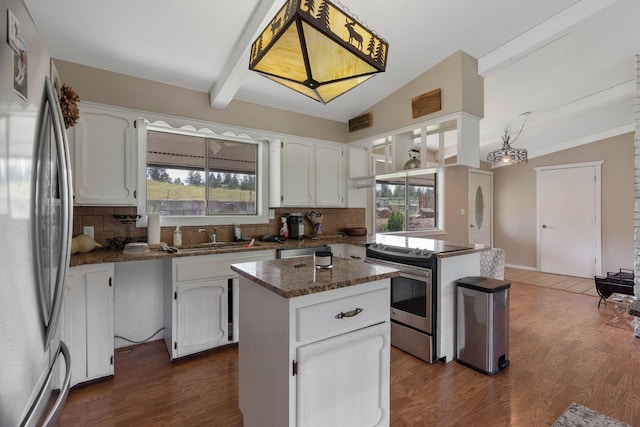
top-left (58, 280), bottom-right (640, 427)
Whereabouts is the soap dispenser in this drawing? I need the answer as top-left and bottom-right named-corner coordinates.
top-left (173, 226), bottom-right (182, 247)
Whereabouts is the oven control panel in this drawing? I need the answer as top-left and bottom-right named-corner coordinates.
top-left (368, 243), bottom-right (437, 258)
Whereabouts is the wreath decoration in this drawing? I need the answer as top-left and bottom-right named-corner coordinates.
top-left (59, 83), bottom-right (80, 129)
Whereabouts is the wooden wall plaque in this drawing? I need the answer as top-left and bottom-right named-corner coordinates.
top-left (348, 112), bottom-right (372, 132)
top-left (412, 88), bottom-right (441, 119)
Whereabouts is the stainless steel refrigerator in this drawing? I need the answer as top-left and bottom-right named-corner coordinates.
top-left (0, 0), bottom-right (73, 425)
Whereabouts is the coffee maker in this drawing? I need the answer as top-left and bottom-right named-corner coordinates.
top-left (287, 213), bottom-right (304, 239)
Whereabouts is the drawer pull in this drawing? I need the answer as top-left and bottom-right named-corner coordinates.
top-left (349, 255), bottom-right (362, 260)
top-left (335, 307), bottom-right (363, 319)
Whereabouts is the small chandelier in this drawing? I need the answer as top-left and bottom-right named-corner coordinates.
top-left (249, 0), bottom-right (388, 104)
top-left (487, 113), bottom-right (530, 169)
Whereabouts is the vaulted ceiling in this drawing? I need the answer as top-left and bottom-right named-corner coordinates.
top-left (25, 0), bottom-right (640, 159)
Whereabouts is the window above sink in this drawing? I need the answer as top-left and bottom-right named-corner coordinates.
top-left (136, 119), bottom-right (271, 228)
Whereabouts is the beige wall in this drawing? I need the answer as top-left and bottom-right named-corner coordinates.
top-left (442, 165), bottom-right (472, 244)
top-left (53, 60), bottom-right (348, 142)
top-left (346, 50), bottom-right (484, 142)
top-left (494, 133), bottom-right (634, 273)
top-left (55, 50), bottom-right (483, 145)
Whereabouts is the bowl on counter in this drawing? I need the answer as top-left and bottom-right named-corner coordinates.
top-left (343, 227), bottom-right (367, 236)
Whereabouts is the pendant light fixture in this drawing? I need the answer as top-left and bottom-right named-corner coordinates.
top-left (487, 112), bottom-right (530, 169)
top-left (249, 0), bottom-right (388, 104)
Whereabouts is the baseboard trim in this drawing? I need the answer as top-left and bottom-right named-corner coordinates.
top-left (505, 264), bottom-right (539, 271)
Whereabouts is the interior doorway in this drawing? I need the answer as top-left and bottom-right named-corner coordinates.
top-left (536, 162), bottom-right (603, 278)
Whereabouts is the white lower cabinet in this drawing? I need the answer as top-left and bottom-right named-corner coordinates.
top-left (62, 263), bottom-right (115, 387)
top-left (175, 279), bottom-right (228, 356)
top-left (165, 250), bottom-right (275, 359)
top-left (296, 322), bottom-right (389, 427)
top-left (330, 244), bottom-right (366, 262)
top-left (239, 278), bottom-right (390, 427)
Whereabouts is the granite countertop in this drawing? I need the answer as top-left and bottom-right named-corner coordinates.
top-left (69, 235), bottom-right (369, 267)
top-left (69, 231), bottom-right (488, 267)
top-left (230, 256), bottom-right (399, 298)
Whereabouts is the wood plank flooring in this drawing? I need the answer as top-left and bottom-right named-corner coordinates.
top-left (58, 280), bottom-right (640, 427)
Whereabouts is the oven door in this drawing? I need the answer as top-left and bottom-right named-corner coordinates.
top-left (365, 259), bottom-right (432, 332)
top-left (390, 270), bottom-right (432, 333)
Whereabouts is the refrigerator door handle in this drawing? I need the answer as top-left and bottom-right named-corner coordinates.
top-left (37, 77), bottom-right (73, 348)
top-left (21, 341), bottom-right (72, 427)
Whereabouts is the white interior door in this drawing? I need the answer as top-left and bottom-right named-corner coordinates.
top-left (468, 170), bottom-right (493, 248)
top-left (537, 162), bottom-right (602, 278)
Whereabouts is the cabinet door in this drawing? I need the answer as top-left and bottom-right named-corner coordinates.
top-left (329, 244), bottom-right (345, 258)
top-left (347, 145), bottom-right (369, 208)
top-left (315, 143), bottom-right (345, 207)
top-left (62, 264), bottom-right (114, 387)
top-left (176, 279), bottom-right (229, 357)
top-left (296, 322), bottom-right (390, 427)
top-left (282, 139), bottom-right (315, 206)
top-left (85, 269), bottom-right (114, 380)
top-left (71, 104), bottom-right (137, 205)
top-left (62, 269), bottom-right (86, 387)
top-left (343, 244), bottom-right (366, 262)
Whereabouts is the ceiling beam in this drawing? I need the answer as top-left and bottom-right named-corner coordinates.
top-left (209, 0), bottom-right (284, 109)
top-left (478, 0), bottom-right (622, 77)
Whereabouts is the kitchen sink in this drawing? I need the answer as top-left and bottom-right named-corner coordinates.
top-left (178, 241), bottom-right (261, 253)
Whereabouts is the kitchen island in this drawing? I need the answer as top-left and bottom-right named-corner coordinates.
top-left (231, 256), bottom-right (398, 427)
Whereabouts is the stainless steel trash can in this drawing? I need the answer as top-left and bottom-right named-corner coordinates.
top-left (456, 276), bottom-right (510, 375)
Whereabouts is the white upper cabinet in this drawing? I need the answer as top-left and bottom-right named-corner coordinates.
top-left (315, 143), bottom-right (345, 207)
top-left (346, 144), bottom-right (369, 208)
top-left (68, 102), bottom-right (137, 205)
top-left (271, 137), bottom-right (346, 207)
top-left (281, 139), bottom-right (315, 206)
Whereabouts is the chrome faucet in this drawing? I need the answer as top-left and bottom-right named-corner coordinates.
top-left (198, 227), bottom-right (217, 243)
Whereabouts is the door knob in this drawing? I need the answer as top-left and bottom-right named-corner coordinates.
top-left (542, 224), bottom-right (548, 228)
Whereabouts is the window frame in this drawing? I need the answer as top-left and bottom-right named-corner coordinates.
top-left (374, 173), bottom-right (441, 233)
top-left (136, 119), bottom-right (272, 228)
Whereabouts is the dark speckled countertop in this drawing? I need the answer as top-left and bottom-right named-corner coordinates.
top-left (230, 256), bottom-right (399, 298)
top-left (69, 235), bottom-right (369, 267)
top-left (69, 232), bottom-right (487, 267)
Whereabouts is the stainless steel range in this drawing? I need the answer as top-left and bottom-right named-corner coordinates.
top-left (365, 235), bottom-right (472, 363)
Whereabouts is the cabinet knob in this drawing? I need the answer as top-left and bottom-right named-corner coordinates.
top-left (542, 224), bottom-right (548, 229)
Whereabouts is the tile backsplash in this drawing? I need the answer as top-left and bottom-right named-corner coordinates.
top-left (73, 206), bottom-right (366, 247)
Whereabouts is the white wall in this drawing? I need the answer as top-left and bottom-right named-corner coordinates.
top-left (114, 260), bottom-right (166, 348)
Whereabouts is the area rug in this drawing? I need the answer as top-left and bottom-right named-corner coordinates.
top-left (552, 402), bottom-right (629, 427)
